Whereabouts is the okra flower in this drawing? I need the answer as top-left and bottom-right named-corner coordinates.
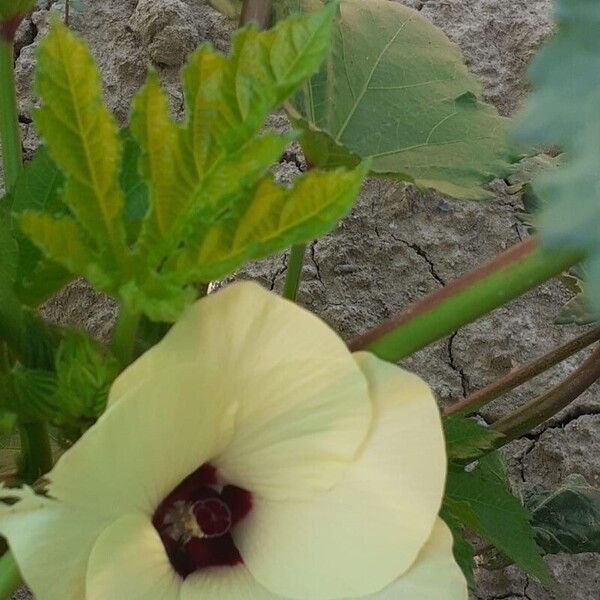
top-left (0, 282), bottom-right (466, 600)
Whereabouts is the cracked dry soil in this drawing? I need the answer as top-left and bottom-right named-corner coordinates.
top-left (6, 0), bottom-right (600, 598)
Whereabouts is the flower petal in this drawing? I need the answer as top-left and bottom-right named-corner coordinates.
top-left (0, 489), bottom-right (109, 600)
top-left (236, 352), bottom-right (446, 599)
top-left (365, 519), bottom-right (467, 599)
top-left (48, 364), bottom-right (238, 517)
top-left (181, 565), bottom-right (283, 600)
top-left (114, 282), bottom-right (371, 501)
top-left (86, 514), bottom-right (181, 600)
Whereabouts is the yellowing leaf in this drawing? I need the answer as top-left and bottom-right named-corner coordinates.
top-left (34, 20), bottom-right (128, 267)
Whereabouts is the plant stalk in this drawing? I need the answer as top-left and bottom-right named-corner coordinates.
top-left (111, 308), bottom-right (141, 369)
top-left (18, 421), bottom-right (53, 484)
top-left (65, 0), bottom-right (70, 26)
top-left (491, 344), bottom-right (600, 443)
top-left (282, 244), bottom-right (306, 301)
top-left (239, 0), bottom-right (273, 28)
top-left (0, 38), bottom-right (22, 192)
top-left (444, 326), bottom-right (600, 416)
top-left (0, 552), bottom-right (22, 600)
top-left (348, 237), bottom-right (584, 362)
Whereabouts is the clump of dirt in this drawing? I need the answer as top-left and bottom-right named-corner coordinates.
top-left (7, 1), bottom-right (600, 598)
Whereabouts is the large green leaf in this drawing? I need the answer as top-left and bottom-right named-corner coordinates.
top-left (445, 466), bottom-right (551, 584)
top-left (21, 10), bottom-right (366, 322)
top-left (524, 474), bottom-right (600, 555)
top-left (277, 0), bottom-right (512, 200)
top-left (515, 0), bottom-right (600, 318)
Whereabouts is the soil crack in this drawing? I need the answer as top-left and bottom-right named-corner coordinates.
top-left (448, 332), bottom-right (469, 398)
top-left (393, 236), bottom-right (446, 286)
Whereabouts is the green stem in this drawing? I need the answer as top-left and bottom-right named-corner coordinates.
top-left (491, 344), bottom-right (600, 444)
top-left (18, 421), bottom-right (53, 484)
top-left (111, 307), bottom-right (141, 368)
top-left (0, 38), bottom-right (22, 192)
top-left (239, 0), bottom-right (273, 28)
top-left (348, 237), bottom-right (584, 362)
top-left (282, 244), bottom-right (306, 301)
top-left (444, 326), bottom-right (600, 416)
top-left (0, 552), bottom-right (22, 600)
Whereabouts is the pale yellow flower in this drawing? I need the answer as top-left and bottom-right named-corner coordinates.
top-left (0, 282), bottom-right (466, 600)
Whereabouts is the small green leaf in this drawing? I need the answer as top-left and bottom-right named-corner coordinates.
top-left (445, 466), bottom-right (551, 584)
top-left (5, 368), bottom-right (58, 422)
top-left (278, 0), bottom-right (513, 200)
top-left (52, 329), bottom-right (119, 442)
top-left (515, 0), bottom-right (600, 319)
top-left (475, 450), bottom-right (509, 487)
top-left (118, 130), bottom-right (149, 244)
top-left (525, 474), bottom-right (600, 555)
top-left (440, 506), bottom-right (475, 584)
top-left (444, 415), bottom-right (504, 462)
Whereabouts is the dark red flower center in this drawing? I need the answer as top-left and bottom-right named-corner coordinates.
top-left (152, 463), bottom-right (252, 578)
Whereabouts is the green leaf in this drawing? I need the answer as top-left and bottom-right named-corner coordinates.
top-left (475, 450), bottom-right (509, 487)
top-left (278, 0), bottom-right (512, 200)
top-left (33, 19), bottom-right (129, 269)
top-left (23, 8), bottom-right (366, 322)
top-left (515, 0), bottom-right (600, 319)
top-left (524, 474), bottom-right (600, 555)
top-left (444, 415), bottom-right (504, 462)
top-left (9, 147), bottom-right (71, 307)
top-left (0, 0), bottom-right (36, 22)
top-left (176, 164), bottom-right (368, 281)
top-left (118, 129), bottom-right (149, 244)
top-left (440, 506), bottom-right (475, 584)
top-left (445, 466), bottom-right (551, 584)
top-left (7, 367), bottom-right (56, 421)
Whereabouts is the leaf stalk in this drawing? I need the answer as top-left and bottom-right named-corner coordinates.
top-left (17, 420), bottom-right (53, 484)
top-left (444, 326), bottom-right (600, 416)
top-left (111, 307), bottom-right (141, 369)
top-left (0, 38), bottom-right (22, 192)
top-left (348, 237), bottom-right (584, 362)
top-left (0, 552), bottom-right (22, 600)
top-left (239, 0), bottom-right (273, 28)
top-left (282, 244), bottom-right (306, 301)
top-left (491, 344), bottom-right (600, 443)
